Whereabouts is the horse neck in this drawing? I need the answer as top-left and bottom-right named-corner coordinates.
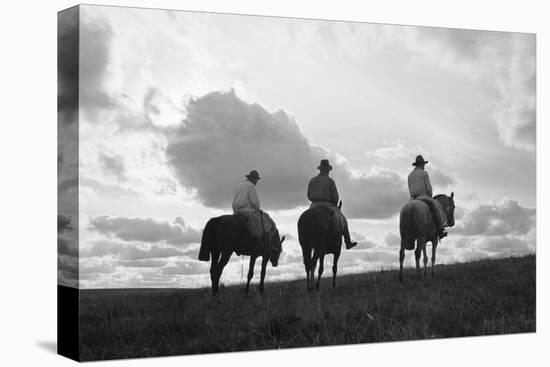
top-left (434, 195), bottom-right (449, 222)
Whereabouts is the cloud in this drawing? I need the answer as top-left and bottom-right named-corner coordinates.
top-left (58, 6), bottom-right (79, 126)
top-left (79, 14), bottom-right (116, 119)
top-left (165, 90), bottom-right (408, 218)
top-left (453, 200), bottom-right (535, 236)
top-left (492, 35), bottom-right (536, 152)
top-left (358, 240), bottom-right (378, 249)
top-left (429, 167), bottom-right (456, 188)
top-left (365, 250), bottom-right (397, 264)
top-left (335, 167), bottom-right (408, 219)
top-left (99, 152), bottom-right (126, 180)
top-left (81, 241), bottom-right (185, 260)
top-left (476, 236), bottom-right (531, 255)
top-left (58, 214), bottom-right (73, 233)
top-left (161, 261), bottom-right (208, 275)
top-left (384, 232), bottom-right (401, 248)
top-left (88, 216), bottom-right (201, 245)
top-left (58, 238), bottom-right (78, 257)
top-left (414, 28), bottom-right (535, 152)
top-left (58, 255), bottom-right (78, 287)
top-left (365, 141), bottom-right (408, 160)
top-left (80, 260), bottom-right (116, 275)
top-left (120, 259), bottom-right (168, 268)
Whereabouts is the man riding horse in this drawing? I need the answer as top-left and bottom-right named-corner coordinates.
top-left (232, 170), bottom-right (275, 246)
top-left (407, 155), bottom-right (447, 239)
top-left (307, 159), bottom-right (357, 249)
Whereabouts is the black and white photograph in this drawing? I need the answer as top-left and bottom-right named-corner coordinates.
top-left (55, 3), bottom-right (538, 361)
top-left (35, 0), bottom-right (550, 361)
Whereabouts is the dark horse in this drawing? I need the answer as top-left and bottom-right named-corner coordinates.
top-left (198, 214), bottom-right (285, 295)
top-left (297, 202), bottom-right (343, 290)
top-left (399, 193), bottom-right (455, 282)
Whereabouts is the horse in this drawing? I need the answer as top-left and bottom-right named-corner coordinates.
top-left (398, 192), bottom-right (455, 283)
top-left (297, 201), bottom-right (343, 290)
top-left (198, 214), bottom-right (285, 295)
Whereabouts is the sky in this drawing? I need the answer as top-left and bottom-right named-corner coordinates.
top-left (57, 5), bottom-right (536, 288)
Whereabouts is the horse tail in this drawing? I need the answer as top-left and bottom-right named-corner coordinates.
top-left (199, 217), bottom-right (219, 261)
top-left (399, 204), bottom-right (416, 250)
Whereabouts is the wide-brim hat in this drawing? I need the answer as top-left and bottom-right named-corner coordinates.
top-left (245, 170), bottom-right (261, 180)
top-left (412, 155), bottom-right (429, 166)
top-left (317, 159), bottom-right (333, 170)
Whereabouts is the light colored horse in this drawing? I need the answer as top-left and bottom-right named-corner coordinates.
top-left (398, 193), bottom-right (455, 282)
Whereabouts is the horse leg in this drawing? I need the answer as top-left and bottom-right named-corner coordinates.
top-left (259, 257), bottom-right (269, 295)
top-left (302, 247), bottom-right (312, 290)
top-left (332, 252), bottom-right (340, 288)
top-left (245, 256), bottom-right (256, 295)
top-left (423, 246), bottom-right (428, 279)
top-left (210, 251), bottom-right (221, 295)
top-left (432, 242), bottom-right (438, 277)
top-left (414, 241), bottom-right (423, 280)
top-left (316, 253), bottom-right (325, 290)
top-left (399, 246), bottom-right (405, 283)
top-left (214, 251), bottom-right (231, 294)
top-left (310, 250), bottom-right (319, 291)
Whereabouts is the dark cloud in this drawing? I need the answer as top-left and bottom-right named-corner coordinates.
top-left (58, 6), bottom-right (79, 126)
top-left (165, 90), bottom-right (407, 218)
top-left (58, 238), bottom-right (78, 257)
top-left (88, 216), bottom-right (201, 245)
top-left (79, 15), bottom-right (116, 119)
top-left (335, 168), bottom-right (408, 219)
top-left (99, 152), bottom-right (126, 180)
top-left (58, 214), bottom-right (73, 233)
top-left (81, 241), bottom-right (185, 260)
top-left (453, 200), bottom-right (535, 237)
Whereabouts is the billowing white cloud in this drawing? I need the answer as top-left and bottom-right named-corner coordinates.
top-left (453, 200), bottom-right (535, 236)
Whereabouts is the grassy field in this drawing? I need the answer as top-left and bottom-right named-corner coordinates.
top-left (79, 255), bottom-right (535, 361)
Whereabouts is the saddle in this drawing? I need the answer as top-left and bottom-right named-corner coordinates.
top-left (412, 197), bottom-right (441, 231)
top-left (234, 213), bottom-right (268, 256)
top-left (311, 206), bottom-right (341, 235)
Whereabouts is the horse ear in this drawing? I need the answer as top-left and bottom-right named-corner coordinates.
top-left (451, 192), bottom-right (454, 199)
top-left (280, 235), bottom-right (286, 243)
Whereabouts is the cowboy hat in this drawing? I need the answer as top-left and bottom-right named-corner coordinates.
top-left (317, 159), bottom-right (333, 171)
top-left (412, 155), bottom-right (429, 166)
top-left (245, 170), bottom-right (261, 180)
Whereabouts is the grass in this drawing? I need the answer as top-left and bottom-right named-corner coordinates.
top-left (78, 254), bottom-right (535, 361)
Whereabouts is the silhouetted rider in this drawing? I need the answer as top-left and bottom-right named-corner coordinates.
top-left (307, 159), bottom-right (357, 249)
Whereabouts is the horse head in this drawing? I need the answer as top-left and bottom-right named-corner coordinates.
top-left (435, 192), bottom-right (456, 227)
top-left (269, 231), bottom-right (285, 267)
